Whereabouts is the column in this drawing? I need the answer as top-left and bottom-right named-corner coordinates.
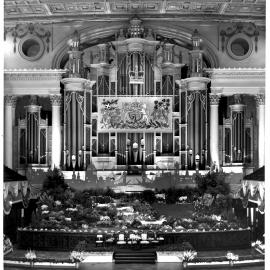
top-left (4, 95), bottom-right (17, 169)
top-left (209, 94), bottom-right (220, 169)
top-left (256, 94), bottom-right (265, 167)
top-left (72, 93), bottom-right (77, 157)
top-left (50, 95), bottom-right (62, 169)
top-left (89, 88), bottom-right (93, 166)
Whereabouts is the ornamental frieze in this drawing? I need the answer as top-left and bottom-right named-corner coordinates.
top-left (4, 69), bottom-right (66, 81)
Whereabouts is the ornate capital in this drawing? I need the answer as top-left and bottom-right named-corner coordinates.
top-left (50, 95), bottom-right (62, 106)
top-left (4, 95), bottom-right (17, 107)
top-left (255, 94), bottom-right (265, 106)
top-left (209, 94), bottom-right (220, 105)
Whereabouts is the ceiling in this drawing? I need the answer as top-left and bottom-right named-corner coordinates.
top-left (4, 0), bottom-right (266, 24)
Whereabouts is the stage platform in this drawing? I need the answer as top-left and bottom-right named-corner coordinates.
top-left (17, 228), bottom-right (251, 252)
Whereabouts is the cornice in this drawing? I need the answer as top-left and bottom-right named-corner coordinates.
top-left (4, 69), bottom-right (67, 81)
top-left (205, 68), bottom-right (265, 79)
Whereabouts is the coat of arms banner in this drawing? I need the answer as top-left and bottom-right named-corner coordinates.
top-left (98, 96), bottom-right (173, 132)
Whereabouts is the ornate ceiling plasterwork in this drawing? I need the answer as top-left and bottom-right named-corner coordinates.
top-left (4, 0), bottom-right (265, 24)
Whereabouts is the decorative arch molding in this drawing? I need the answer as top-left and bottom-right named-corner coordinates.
top-left (51, 21), bottom-right (219, 69)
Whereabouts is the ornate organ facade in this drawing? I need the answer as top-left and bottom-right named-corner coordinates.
top-left (4, 16), bottom-right (265, 180)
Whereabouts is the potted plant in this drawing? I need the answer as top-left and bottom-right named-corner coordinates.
top-left (25, 250), bottom-right (37, 268)
top-left (69, 250), bottom-right (84, 269)
top-left (226, 251), bottom-right (239, 267)
top-left (182, 250), bottom-right (197, 268)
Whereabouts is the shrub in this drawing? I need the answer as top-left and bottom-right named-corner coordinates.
top-left (142, 190), bottom-right (156, 204)
top-left (107, 207), bottom-right (117, 220)
top-left (42, 168), bottom-right (68, 200)
top-left (195, 172), bottom-right (230, 197)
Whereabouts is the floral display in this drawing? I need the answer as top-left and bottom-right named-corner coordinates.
top-left (27, 186), bottom-right (246, 233)
top-left (25, 250), bottom-right (37, 261)
top-left (69, 251), bottom-right (85, 263)
top-left (182, 250), bottom-right (198, 262)
top-left (252, 240), bottom-right (265, 253)
top-left (4, 235), bottom-right (13, 256)
top-left (226, 251), bottom-right (239, 261)
top-left (27, 171), bottom-right (246, 233)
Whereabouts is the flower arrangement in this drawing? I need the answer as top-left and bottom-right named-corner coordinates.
top-left (3, 235), bottom-right (13, 255)
top-left (252, 240), bottom-right (265, 253)
top-left (55, 200), bottom-right (62, 206)
top-left (69, 251), bottom-right (84, 263)
top-left (41, 204), bottom-right (48, 210)
top-left (182, 250), bottom-right (198, 262)
top-left (226, 251), bottom-right (239, 261)
top-left (25, 250), bottom-right (37, 261)
top-left (251, 240), bottom-right (262, 247)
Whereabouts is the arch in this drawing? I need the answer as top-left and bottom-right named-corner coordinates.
top-left (51, 21), bottom-right (219, 69)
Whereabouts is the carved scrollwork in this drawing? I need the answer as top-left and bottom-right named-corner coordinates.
top-left (187, 92), bottom-right (196, 112)
top-left (220, 22), bottom-right (259, 52)
top-left (4, 95), bottom-right (17, 107)
top-left (199, 91), bottom-right (207, 111)
top-left (50, 95), bottom-right (62, 106)
top-left (209, 94), bottom-right (220, 105)
top-left (255, 94), bottom-right (265, 106)
top-left (65, 93), bottom-right (72, 110)
top-left (4, 23), bottom-right (51, 53)
top-left (76, 94), bottom-right (84, 112)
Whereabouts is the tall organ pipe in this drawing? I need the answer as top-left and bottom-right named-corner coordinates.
top-left (72, 93), bottom-right (77, 157)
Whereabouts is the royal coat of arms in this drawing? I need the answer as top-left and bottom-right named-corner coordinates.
top-left (98, 97), bottom-right (172, 132)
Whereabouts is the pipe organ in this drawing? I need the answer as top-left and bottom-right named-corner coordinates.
top-left (13, 17), bottom-right (259, 174)
top-left (223, 95), bottom-right (254, 165)
top-left (18, 96), bottom-right (48, 166)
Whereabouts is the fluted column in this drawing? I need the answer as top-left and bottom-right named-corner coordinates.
top-left (209, 94), bottom-right (221, 169)
top-left (4, 95), bottom-right (17, 169)
top-left (50, 95), bottom-right (62, 169)
top-left (256, 94), bottom-right (265, 167)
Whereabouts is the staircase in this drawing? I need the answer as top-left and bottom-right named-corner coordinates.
top-left (113, 250), bottom-right (157, 264)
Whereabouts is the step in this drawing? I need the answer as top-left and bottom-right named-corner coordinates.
top-left (114, 253), bottom-right (155, 256)
top-left (113, 251), bottom-right (157, 264)
top-left (115, 260), bottom-right (155, 264)
top-left (114, 256), bottom-right (156, 260)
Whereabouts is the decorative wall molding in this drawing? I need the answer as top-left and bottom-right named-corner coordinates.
top-left (220, 22), bottom-right (259, 52)
top-left (4, 23), bottom-right (51, 53)
top-left (4, 69), bottom-right (67, 81)
top-left (4, 0), bottom-right (265, 23)
top-left (205, 68), bottom-right (265, 79)
top-left (4, 69), bottom-right (67, 96)
top-left (206, 68), bottom-right (265, 96)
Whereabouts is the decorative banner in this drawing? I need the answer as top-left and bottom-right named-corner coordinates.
top-left (98, 97), bottom-right (172, 132)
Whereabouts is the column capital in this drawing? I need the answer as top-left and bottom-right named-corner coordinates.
top-left (255, 94), bottom-right (265, 106)
top-left (50, 94), bottom-right (62, 106)
top-left (4, 95), bottom-right (17, 107)
top-left (209, 93), bottom-right (221, 105)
